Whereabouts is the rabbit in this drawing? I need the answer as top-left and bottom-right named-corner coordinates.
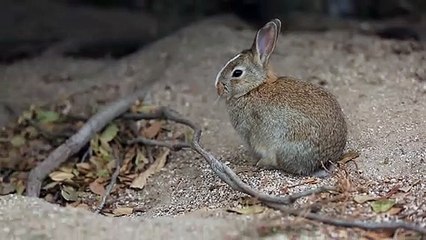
top-left (215, 19), bottom-right (347, 176)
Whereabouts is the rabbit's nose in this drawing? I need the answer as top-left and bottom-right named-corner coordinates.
top-left (216, 82), bottom-right (224, 96)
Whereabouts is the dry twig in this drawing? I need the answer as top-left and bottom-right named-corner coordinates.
top-left (126, 137), bottom-right (190, 151)
top-left (268, 204), bottom-right (426, 234)
top-left (26, 90), bottom-right (147, 197)
top-left (95, 151), bottom-right (123, 214)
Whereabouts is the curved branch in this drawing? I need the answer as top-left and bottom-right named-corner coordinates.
top-left (126, 137), bottom-right (191, 151)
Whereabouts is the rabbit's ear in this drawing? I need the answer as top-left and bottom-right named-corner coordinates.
top-left (271, 19), bottom-right (281, 41)
top-left (251, 19), bottom-right (281, 66)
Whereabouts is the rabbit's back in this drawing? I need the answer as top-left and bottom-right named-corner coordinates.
top-left (226, 77), bottom-right (347, 175)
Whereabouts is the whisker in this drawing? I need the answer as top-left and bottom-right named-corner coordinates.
top-left (213, 96), bottom-right (221, 105)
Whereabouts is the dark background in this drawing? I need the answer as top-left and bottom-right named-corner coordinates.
top-left (1, 0), bottom-right (425, 63)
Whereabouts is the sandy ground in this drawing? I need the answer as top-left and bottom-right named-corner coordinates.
top-left (1, 15), bottom-right (425, 239)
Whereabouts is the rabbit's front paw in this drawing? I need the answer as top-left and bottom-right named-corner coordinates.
top-left (256, 156), bottom-right (278, 169)
top-left (311, 169), bottom-right (331, 178)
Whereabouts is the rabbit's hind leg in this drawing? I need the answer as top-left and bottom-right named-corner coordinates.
top-left (256, 156), bottom-right (278, 169)
top-left (311, 162), bottom-right (336, 178)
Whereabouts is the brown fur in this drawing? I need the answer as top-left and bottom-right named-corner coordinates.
top-left (215, 19), bottom-right (347, 175)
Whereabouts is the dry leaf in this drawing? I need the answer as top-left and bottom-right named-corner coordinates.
top-left (132, 105), bottom-right (157, 114)
top-left (302, 178), bottom-right (319, 184)
top-left (76, 203), bottom-right (90, 210)
top-left (184, 129), bottom-right (193, 142)
top-left (49, 171), bottom-right (74, 182)
top-left (43, 182), bottom-right (60, 190)
top-left (338, 150), bottom-right (360, 164)
top-left (113, 207), bottom-right (133, 216)
top-left (388, 207), bottom-right (403, 215)
top-left (107, 159), bottom-right (117, 172)
top-left (99, 140), bottom-right (113, 159)
top-left (371, 199), bottom-right (396, 213)
top-left (85, 172), bottom-right (96, 178)
top-left (76, 162), bottom-right (92, 173)
top-left (154, 149), bottom-right (169, 171)
top-left (14, 180), bottom-right (25, 195)
top-left (44, 193), bottom-right (55, 203)
top-left (96, 169), bottom-right (110, 178)
top-left (10, 135), bottom-right (26, 147)
top-left (130, 171), bottom-right (150, 189)
top-left (354, 195), bottom-right (377, 204)
top-left (363, 230), bottom-right (394, 240)
top-left (59, 166), bottom-right (74, 173)
top-left (122, 174), bottom-right (138, 180)
top-left (0, 183), bottom-right (16, 195)
top-left (130, 149), bottom-right (170, 189)
top-left (72, 169), bottom-right (80, 177)
top-left (119, 174), bottom-right (138, 185)
top-left (238, 196), bottom-right (261, 206)
top-left (61, 186), bottom-right (78, 202)
top-left (36, 110), bottom-right (60, 124)
top-left (384, 185), bottom-right (401, 198)
top-left (18, 108), bottom-right (34, 124)
top-left (391, 192), bottom-right (409, 201)
top-left (89, 180), bottom-right (106, 195)
top-left (411, 179), bottom-right (421, 186)
top-left (95, 178), bottom-right (108, 185)
top-left (100, 124), bottom-right (119, 143)
top-left (24, 126), bottom-right (38, 138)
top-left (67, 201), bottom-right (81, 208)
top-left (90, 136), bottom-right (100, 153)
top-left (287, 178), bottom-right (319, 189)
top-left (120, 158), bottom-right (132, 175)
top-left (103, 213), bottom-right (116, 217)
top-left (399, 185), bottom-right (412, 193)
top-left (227, 205), bottom-right (266, 215)
top-left (143, 121), bottom-right (163, 139)
top-left (89, 156), bottom-right (103, 171)
top-left (134, 147), bottom-right (148, 171)
top-left (124, 146), bottom-right (136, 160)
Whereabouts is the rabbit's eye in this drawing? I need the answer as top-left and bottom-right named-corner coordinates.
top-left (232, 69), bottom-right (243, 78)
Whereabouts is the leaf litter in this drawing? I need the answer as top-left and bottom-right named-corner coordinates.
top-left (0, 103), bottom-right (180, 213)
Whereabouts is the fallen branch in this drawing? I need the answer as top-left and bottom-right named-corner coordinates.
top-left (26, 90), bottom-right (147, 197)
top-left (95, 151), bottom-right (123, 214)
top-left (126, 137), bottom-right (191, 151)
top-left (268, 204), bottom-right (426, 234)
